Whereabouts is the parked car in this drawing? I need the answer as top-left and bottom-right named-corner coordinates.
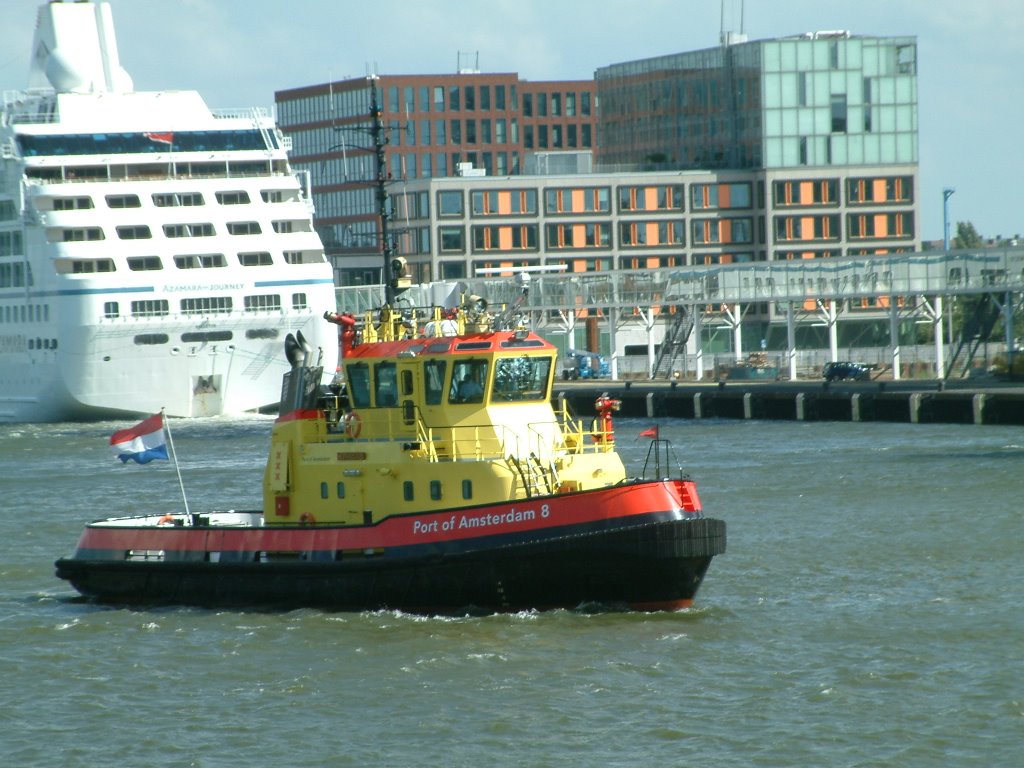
top-left (823, 361), bottom-right (870, 382)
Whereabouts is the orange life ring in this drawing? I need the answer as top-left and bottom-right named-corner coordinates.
top-left (343, 411), bottom-right (362, 438)
top-left (299, 512), bottom-right (316, 525)
top-left (157, 514), bottom-right (175, 525)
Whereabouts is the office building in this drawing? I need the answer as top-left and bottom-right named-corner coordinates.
top-left (275, 32), bottom-right (919, 292)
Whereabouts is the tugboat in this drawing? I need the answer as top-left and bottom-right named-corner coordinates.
top-left (55, 82), bottom-right (725, 613)
top-left (55, 295), bottom-right (725, 612)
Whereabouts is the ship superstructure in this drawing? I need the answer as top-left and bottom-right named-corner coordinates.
top-left (0, 1), bottom-right (337, 422)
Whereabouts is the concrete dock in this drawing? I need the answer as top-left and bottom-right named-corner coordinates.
top-left (556, 379), bottom-right (1024, 426)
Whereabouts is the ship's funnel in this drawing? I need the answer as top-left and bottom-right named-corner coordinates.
top-left (27, 1), bottom-right (133, 94)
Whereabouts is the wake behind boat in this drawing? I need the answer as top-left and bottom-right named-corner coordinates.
top-left (0, 1), bottom-right (337, 422)
top-left (55, 295), bottom-right (726, 613)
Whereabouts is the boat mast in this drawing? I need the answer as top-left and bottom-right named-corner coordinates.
top-left (367, 78), bottom-right (400, 307)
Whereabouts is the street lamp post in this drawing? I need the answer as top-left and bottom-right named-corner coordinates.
top-left (942, 187), bottom-right (955, 251)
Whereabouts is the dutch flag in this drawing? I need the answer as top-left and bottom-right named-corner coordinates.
top-left (110, 413), bottom-right (169, 465)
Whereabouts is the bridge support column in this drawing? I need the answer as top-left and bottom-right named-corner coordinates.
top-left (973, 393), bottom-right (986, 425)
top-left (890, 300), bottom-right (902, 380)
top-left (786, 302), bottom-right (797, 381)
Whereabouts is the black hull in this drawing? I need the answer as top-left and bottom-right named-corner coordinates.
top-left (56, 518), bottom-right (725, 613)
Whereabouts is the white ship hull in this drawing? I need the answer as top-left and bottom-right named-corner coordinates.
top-left (0, 1), bottom-right (339, 422)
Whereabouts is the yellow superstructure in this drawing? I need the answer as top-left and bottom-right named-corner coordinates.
top-left (262, 307), bottom-right (626, 526)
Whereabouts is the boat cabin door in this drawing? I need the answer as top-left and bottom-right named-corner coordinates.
top-left (397, 359), bottom-right (418, 427)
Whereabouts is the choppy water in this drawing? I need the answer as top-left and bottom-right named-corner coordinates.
top-left (2, 416), bottom-right (1021, 767)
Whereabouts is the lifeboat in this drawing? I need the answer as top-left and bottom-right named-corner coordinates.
top-left (55, 293), bottom-right (726, 613)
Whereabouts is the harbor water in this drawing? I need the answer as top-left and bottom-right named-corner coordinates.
top-left (1, 416), bottom-right (1021, 767)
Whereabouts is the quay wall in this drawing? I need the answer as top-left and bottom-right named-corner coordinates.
top-left (555, 382), bottom-right (1024, 426)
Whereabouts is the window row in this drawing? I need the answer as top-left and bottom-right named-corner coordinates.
top-left (103, 293), bottom-right (308, 320)
top-left (0, 302), bottom-right (49, 323)
top-left (50, 219), bottom-right (311, 243)
top-left (388, 83), bottom-right (519, 114)
top-left (432, 182), bottom-right (757, 220)
top-left (60, 249), bottom-right (322, 274)
top-left (42, 188), bottom-right (299, 212)
top-left (438, 218), bottom-right (756, 252)
top-left (343, 355), bottom-right (551, 412)
top-left (772, 175), bottom-right (913, 207)
top-left (773, 212), bottom-right (914, 242)
top-left (131, 327), bottom-right (284, 346)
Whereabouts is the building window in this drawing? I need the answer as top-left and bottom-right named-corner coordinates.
top-left (471, 189), bottom-right (537, 216)
top-left (847, 212), bottom-right (914, 240)
top-left (545, 222), bottom-right (610, 249)
top-left (691, 218), bottom-right (753, 245)
top-left (437, 191), bottom-right (464, 217)
top-left (618, 185), bottom-right (684, 212)
top-left (544, 187), bottom-right (611, 214)
top-left (830, 95), bottom-right (847, 133)
top-left (619, 220), bottom-right (685, 248)
top-left (847, 176), bottom-right (913, 205)
top-left (773, 214), bottom-right (840, 242)
top-left (773, 179), bottom-right (839, 207)
top-left (473, 224), bottom-right (539, 251)
top-left (691, 183), bottom-right (752, 210)
top-left (439, 226), bottom-right (465, 253)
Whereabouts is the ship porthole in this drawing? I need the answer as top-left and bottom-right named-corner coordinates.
top-left (102, 355), bottom-right (111, 362)
top-left (171, 347), bottom-right (180, 355)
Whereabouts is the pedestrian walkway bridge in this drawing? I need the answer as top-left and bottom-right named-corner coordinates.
top-left (337, 247), bottom-right (1024, 313)
top-left (334, 247), bottom-right (1024, 381)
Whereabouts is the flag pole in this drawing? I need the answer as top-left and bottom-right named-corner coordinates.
top-left (161, 407), bottom-right (191, 518)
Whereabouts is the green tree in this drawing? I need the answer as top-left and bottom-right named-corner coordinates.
top-left (952, 221), bottom-right (982, 249)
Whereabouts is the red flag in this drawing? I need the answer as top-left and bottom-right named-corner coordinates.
top-left (145, 131), bottom-right (174, 145)
top-left (639, 426), bottom-right (659, 439)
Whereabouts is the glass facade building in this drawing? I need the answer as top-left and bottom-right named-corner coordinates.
top-left (595, 33), bottom-right (917, 172)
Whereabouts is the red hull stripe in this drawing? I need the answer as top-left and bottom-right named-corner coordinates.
top-left (75, 480), bottom-right (700, 554)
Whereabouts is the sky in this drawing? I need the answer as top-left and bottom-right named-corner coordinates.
top-left (2, 0), bottom-right (1021, 243)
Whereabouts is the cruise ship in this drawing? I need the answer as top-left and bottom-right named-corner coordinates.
top-left (0, 1), bottom-right (338, 422)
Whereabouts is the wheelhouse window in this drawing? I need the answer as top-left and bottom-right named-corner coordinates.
top-left (374, 362), bottom-right (398, 407)
top-left (492, 356), bottom-right (551, 401)
top-left (346, 363), bottom-right (371, 407)
top-left (424, 359), bottom-right (447, 405)
top-left (449, 359), bottom-right (488, 404)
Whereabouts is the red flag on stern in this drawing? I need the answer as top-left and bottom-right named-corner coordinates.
top-left (639, 426), bottom-right (659, 439)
